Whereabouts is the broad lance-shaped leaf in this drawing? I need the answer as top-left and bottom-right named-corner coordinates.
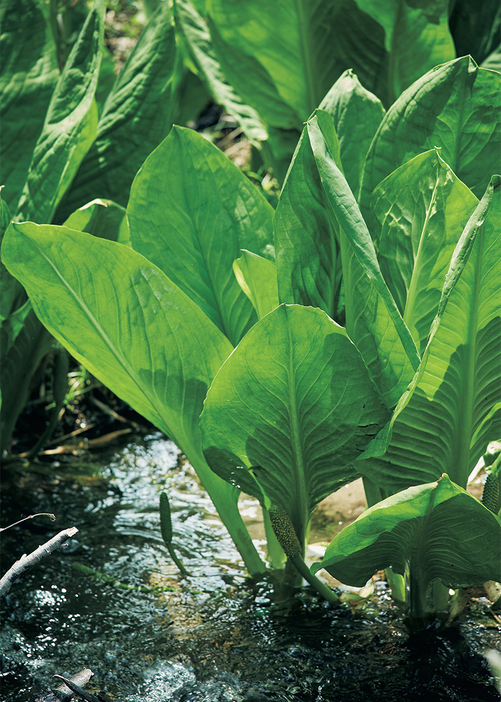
top-left (311, 474), bottom-right (501, 590)
top-left (16, 0), bottom-right (106, 223)
top-left (354, 0), bottom-right (454, 101)
top-left (319, 69), bottom-right (385, 199)
top-left (233, 251), bottom-right (279, 320)
top-left (207, 0), bottom-right (389, 121)
top-left (275, 76), bottom-right (384, 323)
top-left (1, 223), bottom-right (266, 574)
top-left (201, 304), bottom-right (389, 548)
top-left (57, 0), bottom-right (177, 218)
top-left (358, 176), bottom-right (501, 492)
top-left (360, 56), bottom-right (501, 232)
top-left (308, 110), bottom-right (420, 408)
top-left (373, 150), bottom-right (478, 355)
top-left (274, 118), bottom-right (343, 321)
top-left (128, 126), bottom-right (275, 346)
top-left (0, 0), bottom-right (59, 214)
top-left (174, 0), bottom-right (267, 145)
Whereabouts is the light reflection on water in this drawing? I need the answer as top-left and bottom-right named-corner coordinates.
top-left (0, 433), bottom-right (499, 702)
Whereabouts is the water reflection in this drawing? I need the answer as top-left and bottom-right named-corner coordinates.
top-left (1, 433), bottom-right (499, 702)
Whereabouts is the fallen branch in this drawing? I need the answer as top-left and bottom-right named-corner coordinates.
top-left (35, 668), bottom-right (94, 702)
top-left (52, 675), bottom-right (102, 702)
top-left (0, 526), bottom-right (79, 596)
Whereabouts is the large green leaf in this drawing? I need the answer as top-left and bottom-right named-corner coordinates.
top-left (449, 0), bottom-right (501, 66)
top-left (128, 126), bottom-right (274, 346)
top-left (308, 111), bottom-right (420, 407)
top-left (274, 75), bottom-right (384, 324)
top-left (1, 222), bottom-right (266, 573)
top-left (206, 0), bottom-right (392, 117)
top-left (354, 0), bottom-right (454, 101)
top-left (173, 0), bottom-right (267, 145)
top-left (359, 177), bottom-right (501, 491)
top-left (274, 122), bottom-right (343, 320)
top-left (2, 222), bottom-right (232, 460)
top-left (57, 1), bottom-right (177, 218)
top-left (0, 0), bottom-right (59, 214)
top-left (320, 69), bottom-right (385, 198)
top-left (15, 0), bottom-right (105, 223)
top-left (311, 474), bottom-right (501, 590)
top-left (360, 56), bottom-right (501, 230)
top-left (373, 150), bottom-right (478, 354)
top-left (201, 304), bottom-right (389, 547)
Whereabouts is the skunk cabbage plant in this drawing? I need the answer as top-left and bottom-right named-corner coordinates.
top-left (2, 54), bottom-right (500, 624)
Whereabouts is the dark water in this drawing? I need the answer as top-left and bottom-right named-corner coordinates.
top-left (1, 433), bottom-right (500, 701)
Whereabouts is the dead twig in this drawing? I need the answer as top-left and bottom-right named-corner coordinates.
top-left (0, 526), bottom-right (78, 596)
top-left (52, 675), bottom-right (103, 702)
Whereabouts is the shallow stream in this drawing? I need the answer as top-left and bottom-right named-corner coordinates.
top-left (1, 433), bottom-right (500, 701)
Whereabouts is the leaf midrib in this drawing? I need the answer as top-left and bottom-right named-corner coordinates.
top-left (403, 175), bottom-right (440, 346)
top-left (30, 233), bottom-right (174, 439)
top-left (454, 227), bottom-right (483, 487)
top-left (286, 310), bottom-right (308, 543)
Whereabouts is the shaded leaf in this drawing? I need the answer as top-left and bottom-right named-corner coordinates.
top-left (312, 474), bottom-right (501, 589)
top-left (233, 251), bottom-right (279, 319)
top-left (360, 56), bottom-right (501, 231)
top-left (373, 149), bottom-right (478, 354)
top-left (0, 0), bottom-right (59, 213)
top-left (174, 0), bottom-right (267, 144)
top-left (320, 69), bottom-right (385, 198)
top-left (274, 119), bottom-right (344, 321)
top-left (201, 304), bottom-right (388, 546)
top-left (128, 126), bottom-right (274, 345)
top-left (354, 0), bottom-right (454, 100)
top-left (16, 0), bottom-right (105, 222)
top-left (359, 177), bottom-right (501, 491)
top-left (58, 1), bottom-right (177, 217)
top-left (308, 111), bottom-right (420, 407)
top-left (63, 198), bottom-right (126, 242)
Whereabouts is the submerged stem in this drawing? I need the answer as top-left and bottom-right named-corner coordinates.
top-left (290, 554), bottom-right (339, 604)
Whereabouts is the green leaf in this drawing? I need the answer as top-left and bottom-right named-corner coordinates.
top-left (354, 0), bottom-right (455, 101)
top-left (63, 198), bottom-right (126, 242)
top-left (308, 110), bottom-right (420, 407)
top-left (2, 222), bottom-right (232, 458)
top-left (16, 0), bottom-right (105, 223)
top-left (174, 0), bottom-right (267, 145)
top-left (312, 474), bottom-right (501, 590)
top-left (360, 177), bottom-right (501, 491)
top-left (1, 221), bottom-right (266, 573)
top-left (201, 304), bottom-right (388, 546)
top-left (274, 119), bottom-right (344, 321)
top-left (320, 69), bottom-right (385, 198)
top-left (128, 126), bottom-right (274, 345)
top-left (449, 0), bottom-right (501, 66)
top-left (360, 56), bottom-right (501, 231)
top-left (0, 0), bottom-right (59, 214)
top-left (233, 251), bottom-right (279, 319)
top-left (208, 0), bottom-right (396, 115)
top-left (58, 1), bottom-right (177, 217)
top-left (373, 149), bottom-right (478, 354)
